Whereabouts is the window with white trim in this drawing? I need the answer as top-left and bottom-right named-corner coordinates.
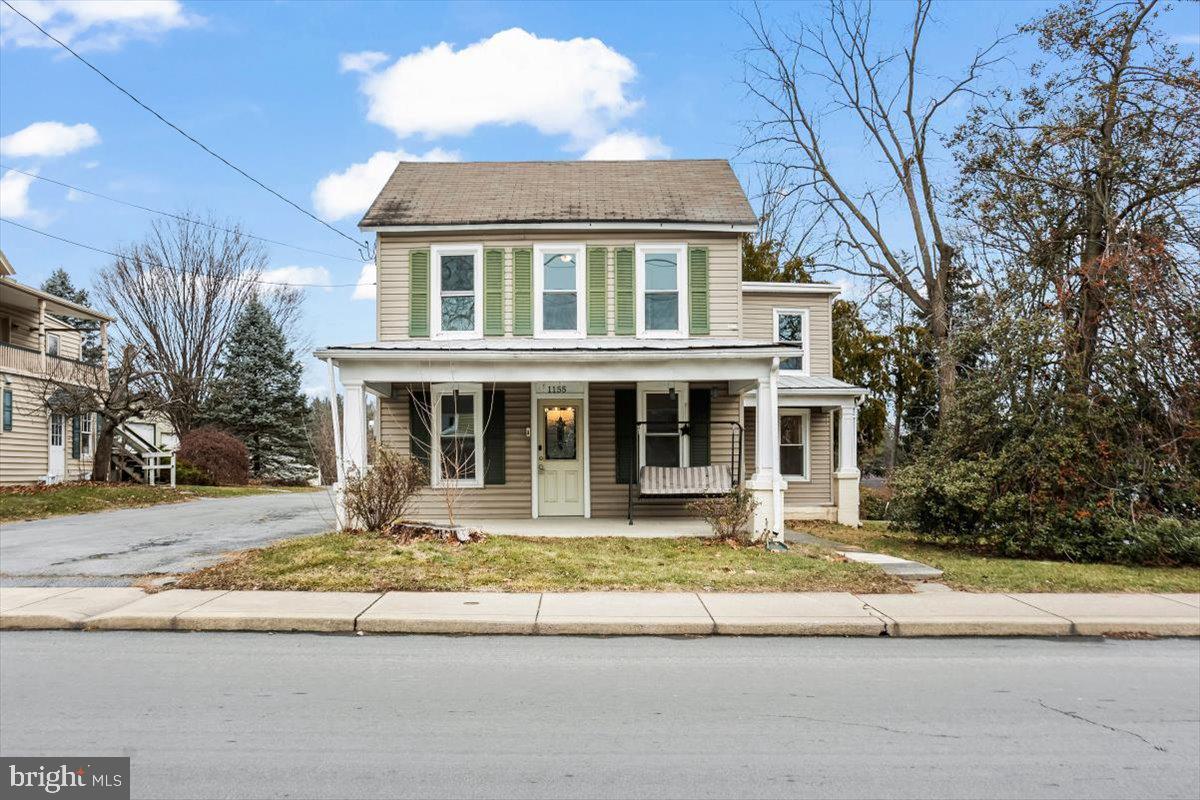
top-left (46, 333), bottom-right (61, 357)
top-left (431, 245), bottom-right (483, 338)
top-left (779, 408), bottom-right (810, 480)
top-left (637, 382), bottom-right (689, 468)
top-left (50, 413), bottom-right (63, 446)
top-left (534, 244), bottom-right (585, 336)
top-left (774, 308), bottom-right (809, 373)
top-left (636, 244), bottom-right (688, 337)
top-left (430, 383), bottom-right (483, 487)
top-left (81, 414), bottom-right (92, 458)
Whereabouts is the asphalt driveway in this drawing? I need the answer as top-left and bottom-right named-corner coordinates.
top-left (0, 489), bottom-right (336, 586)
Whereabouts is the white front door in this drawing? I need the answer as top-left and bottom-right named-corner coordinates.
top-left (537, 399), bottom-right (584, 516)
top-left (47, 413), bottom-right (65, 482)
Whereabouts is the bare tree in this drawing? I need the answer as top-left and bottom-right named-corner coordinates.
top-left (742, 0), bottom-right (1006, 415)
top-left (95, 215), bottom-right (269, 436)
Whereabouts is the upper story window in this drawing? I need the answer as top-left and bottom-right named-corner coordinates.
top-left (431, 245), bottom-right (483, 338)
top-left (535, 244), bottom-right (585, 337)
top-left (636, 244), bottom-right (688, 338)
top-left (46, 333), bottom-right (60, 357)
top-left (774, 308), bottom-right (809, 373)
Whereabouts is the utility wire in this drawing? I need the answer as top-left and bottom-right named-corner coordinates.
top-left (0, 218), bottom-right (374, 289)
top-left (1, 0), bottom-right (369, 260)
top-left (0, 164), bottom-right (364, 264)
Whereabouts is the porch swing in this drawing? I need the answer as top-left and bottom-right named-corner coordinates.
top-left (626, 417), bottom-right (744, 524)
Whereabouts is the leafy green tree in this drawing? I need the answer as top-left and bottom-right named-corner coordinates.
top-left (203, 297), bottom-right (312, 481)
top-left (40, 268), bottom-right (102, 364)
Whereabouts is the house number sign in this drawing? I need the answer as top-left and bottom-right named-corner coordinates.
top-left (535, 382), bottom-right (584, 396)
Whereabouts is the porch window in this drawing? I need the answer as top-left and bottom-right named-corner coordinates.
top-left (430, 383), bottom-right (484, 487)
top-left (637, 382), bottom-right (689, 468)
top-left (535, 244), bottom-right (585, 336)
top-left (636, 244), bottom-right (688, 337)
top-left (779, 408), bottom-right (810, 480)
top-left (775, 309), bottom-right (809, 373)
top-left (431, 245), bottom-right (483, 338)
top-left (46, 333), bottom-right (60, 357)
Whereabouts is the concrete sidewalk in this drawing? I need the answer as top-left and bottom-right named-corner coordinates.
top-left (1, 587), bottom-right (1197, 637)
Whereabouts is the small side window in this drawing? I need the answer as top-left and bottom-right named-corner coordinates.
top-left (775, 309), bottom-right (809, 373)
top-left (2, 389), bottom-right (12, 432)
top-left (46, 333), bottom-right (61, 357)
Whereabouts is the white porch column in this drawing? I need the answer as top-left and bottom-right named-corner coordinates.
top-left (835, 400), bottom-right (861, 527)
top-left (343, 380), bottom-right (368, 480)
top-left (748, 360), bottom-right (785, 540)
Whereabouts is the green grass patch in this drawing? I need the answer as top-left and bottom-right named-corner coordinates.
top-left (793, 521), bottom-right (1200, 593)
top-left (0, 482), bottom-right (321, 522)
top-left (175, 532), bottom-right (909, 594)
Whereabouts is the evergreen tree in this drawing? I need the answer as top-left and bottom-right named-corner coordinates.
top-left (203, 296), bottom-right (313, 481)
top-left (40, 268), bottom-right (102, 364)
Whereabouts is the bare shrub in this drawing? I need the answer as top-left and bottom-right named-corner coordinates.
top-left (343, 446), bottom-right (426, 532)
top-left (688, 486), bottom-right (756, 545)
top-left (177, 428), bottom-right (250, 485)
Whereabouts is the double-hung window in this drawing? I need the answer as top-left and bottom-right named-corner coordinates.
top-left (81, 414), bottom-right (92, 458)
top-left (637, 382), bottom-right (689, 468)
top-left (431, 245), bottom-right (483, 338)
top-left (430, 383), bottom-right (484, 487)
top-left (636, 244), bottom-right (688, 337)
top-left (779, 408), bottom-right (810, 481)
top-left (534, 244), bottom-right (585, 336)
top-left (774, 308), bottom-right (809, 373)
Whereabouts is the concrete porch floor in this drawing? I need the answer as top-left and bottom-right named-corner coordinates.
top-left (452, 517), bottom-right (713, 538)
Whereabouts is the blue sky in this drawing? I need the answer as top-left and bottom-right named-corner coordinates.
top-left (2, 0), bottom-right (1197, 394)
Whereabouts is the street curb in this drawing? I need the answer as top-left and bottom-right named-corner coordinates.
top-left (0, 588), bottom-right (1196, 637)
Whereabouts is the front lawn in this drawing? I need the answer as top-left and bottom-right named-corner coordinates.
top-left (175, 532), bottom-right (909, 593)
top-left (793, 521), bottom-right (1200, 593)
top-left (0, 482), bottom-right (321, 523)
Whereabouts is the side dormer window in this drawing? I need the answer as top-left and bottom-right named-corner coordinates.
top-left (774, 308), bottom-right (809, 373)
top-left (636, 244), bottom-right (688, 337)
top-left (534, 244), bottom-right (585, 337)
top-left (431, 245), bottom-right (483, 338)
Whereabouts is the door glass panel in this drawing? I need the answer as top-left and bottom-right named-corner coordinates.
top-left (544, 405), bottom-right (577, 460)
top-left (50, 413), bottom-right (63, 446)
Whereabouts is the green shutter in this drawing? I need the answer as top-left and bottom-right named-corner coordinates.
top-left (687, 387), bottom-right (711, 467)
top-left (408, 392), bottom-right (431, 482)
top-left (409, 249), bottom-right (430, 337)
top-left (483, 390), bottom-right (506, 484)
top-left (71, 415), bottom-right (81, 459)
top-left (614, 247), bottom-right (635, 336)
top-left (483, 248), bottom-right (505, 336)
top-left (2, 389), bottom-right (12, 432)
top-left (513, 247), bottom-right (533, 336)
top-left (614, 388), bottom-right (636, 484)
top-left (586, 247), bottom-right (607, 335)
top-left (688, 246), bottom-right (710, 335)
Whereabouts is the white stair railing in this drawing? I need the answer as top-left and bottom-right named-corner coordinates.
top-left (112, 424), bottom-right (176, 487)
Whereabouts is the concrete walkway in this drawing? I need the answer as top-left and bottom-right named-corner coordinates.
top-left (787, 527), bottom-right (945, 580)
top-left (1, 587), bottom-right (1196, 637)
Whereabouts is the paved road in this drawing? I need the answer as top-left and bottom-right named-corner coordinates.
top-left (1, 634), bottom-right (1197, 799)
top-left (0, 490), bottom-right (336, 585)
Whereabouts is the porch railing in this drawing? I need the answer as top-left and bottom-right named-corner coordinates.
top-left (0, 341), bottom-right (107, 389)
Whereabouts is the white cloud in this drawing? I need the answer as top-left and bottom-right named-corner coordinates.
top-left (340, 50), bottom-right (389, 74)
top-left (353, 262), bottom-right (376, 301)
top-left (0, 169), bottom-right (38, 219)
top-left (312, 147), bottom-right (460, 222)
top-left (65, 187), bottom-right (87, 202)
top-left (1175, 33), bottom-right (1200, 45)
top-left (0, 0), bottom-right (199, 51)
top-left (0, 121), bottom-right (100, 158)
top-left (260, 265), bottom-right (333, 291)
top-left (582, 131), bottom-right (671, 160)
top-left (358, 28), bottom-right (639, 144)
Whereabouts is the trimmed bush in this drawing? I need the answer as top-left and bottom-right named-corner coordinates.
top-left (688, 486), bottom-right (757, 545)
top-left (177, 428), bottom-right (250, 486)
top-left (343, 445), bottom-right (426, 531)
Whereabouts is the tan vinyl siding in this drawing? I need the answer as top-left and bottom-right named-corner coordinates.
top-left (379, 383), bottom-right (533, 520)
top-left (0, 374), bottom-right (94, 485)
top-left (1, 306), bottom-right (85, 360)
top-left (376, 231), bottom-right (741, 340)
top-left (589, 381), bottom-right (743, 518)
top-left (744, 407), bottom-right (834, 506)
top-left (741, 292), bottom-right (833, 377)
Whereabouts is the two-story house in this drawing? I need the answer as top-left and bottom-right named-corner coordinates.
top-left (317, 160), bottom-right (865, 536)
top-left (0, 249), bottom-right (113, 485)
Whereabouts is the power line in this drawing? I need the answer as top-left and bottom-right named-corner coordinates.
top-left (1, 0), bottom-right (369, 260)
top-left (0, 164), bottom-right (363, 264)
top-left (0, 218), bottom-right (374, 289)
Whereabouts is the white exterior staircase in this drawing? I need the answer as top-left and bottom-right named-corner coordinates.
top-left (111, 423), bottom-right (176, 486)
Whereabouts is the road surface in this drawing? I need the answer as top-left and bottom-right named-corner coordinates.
top-left (0, 489), bottom-right (335, 585)
top-left (1, 633), bottom-right (1197, 799)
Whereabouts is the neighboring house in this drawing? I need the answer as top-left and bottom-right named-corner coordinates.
top-left (123, 411), bottom-right (179, 452)
top-left (0, 249), bottom-right (113, 485)
top-left (317, 160), bottom-right (864, 535)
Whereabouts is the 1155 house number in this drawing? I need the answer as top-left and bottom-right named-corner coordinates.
top-left (536, 382), bottom-right (583, 396)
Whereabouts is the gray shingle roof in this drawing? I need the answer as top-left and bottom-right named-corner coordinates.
top-left (358, 160), bottom-right (758, 229)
